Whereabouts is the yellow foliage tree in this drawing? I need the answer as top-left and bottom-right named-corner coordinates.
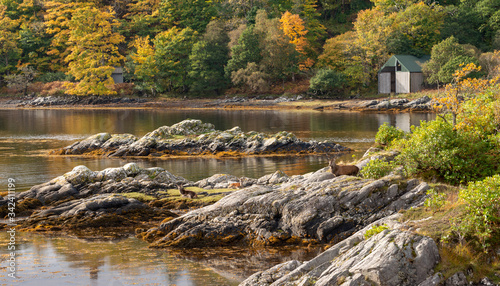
top-left (65, 5), bottom-right (125, 96)
top-left (44, 2), bottom-right (88, 71)
top-left (280, 11), bottom-right (313, 71)
top-left (0, 5), bottom-right (21, 74)
top-left (434, 63), bottom-right (500, 135)
top-left (130, 36), bottom-right (157, 94)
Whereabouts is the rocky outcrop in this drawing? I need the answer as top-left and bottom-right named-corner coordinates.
top-left (17, 163), bottom-right (189, 204)
top-left (11, 95), bottom-right (147, 107)
top-left (351, 96), bottom-right (433, 112)
top-left (240, 215), bottom-right (441, 286)
top-left (51, 119), bottom-right (350, 157)
top-left (19, 193), bottom-right (177, 234)
top-left (142, 166), bottom-right (430, 248)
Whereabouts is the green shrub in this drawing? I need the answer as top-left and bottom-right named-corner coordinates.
top-left (360, 159), bottom-right (394, 179)
top-left (309, 69), bottom-right (345, 96)
top-left (364, 224), bottom-right (389, 239)
top-left (455, 175), bottom-right (500, 250)
top-left (375, 122), bottom-right (407, 147)
top-left (424, 189), bottom-right (446, 210)
top-left (395, 119), bottom-right (499, 184)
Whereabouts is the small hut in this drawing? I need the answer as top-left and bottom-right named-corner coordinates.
top-left (378, 55), bottom-right (430, 94)
top-left (111, 67), bottom-right (124, 84)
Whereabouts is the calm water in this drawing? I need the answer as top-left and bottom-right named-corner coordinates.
top-left (0, 108), bottom-right (435, 285)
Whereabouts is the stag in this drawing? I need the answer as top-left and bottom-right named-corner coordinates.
top-left (327, 154), bottom-right (359, 177)
top-left (178, 184), bottom-right (198, 199)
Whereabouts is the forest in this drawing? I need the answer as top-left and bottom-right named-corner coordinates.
top-left (0, 0), bottom-right (499, 97)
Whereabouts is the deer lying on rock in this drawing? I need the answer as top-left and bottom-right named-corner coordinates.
top-left (328, 155), bottom-right (359, 177)
top-left (178, 184), bottom-right (198, 199)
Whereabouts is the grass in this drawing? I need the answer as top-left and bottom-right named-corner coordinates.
top-left (154, 187), bottom-right (235, 205)
top-left (400, 183), bottom-right (500, 284)
top-left (122, 192), bottom-right (157, 203)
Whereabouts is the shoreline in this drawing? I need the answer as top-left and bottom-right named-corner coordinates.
top-left (0, 95), bottom-right (434, 113)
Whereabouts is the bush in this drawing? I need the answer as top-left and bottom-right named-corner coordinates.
top-left (395, 119), bottom-right (499, 184)
top-left (309, 69), bottom-right (345, 96)
top-left (424, 189), bottom-right (446, 210)
top-left (455, 175), bottom-right (500, 250)
top-left (112, 83), bottom-right (136, 97)
top-left (375, 123), bottom-right (407, 147)
top-left (231, 62), bottom-right (269, 93)
top-left (360, 158), bottom-right (394, 179)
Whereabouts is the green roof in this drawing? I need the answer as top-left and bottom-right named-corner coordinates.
top-left (379, 55), bottom-right (430, 73)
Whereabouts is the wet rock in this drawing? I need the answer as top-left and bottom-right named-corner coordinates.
top-left (404, 96), bottom-right (432, 110)
top-left (20, 193), bottom-right (178, 233)
top-left (56, 119), bottom-right (350, 157)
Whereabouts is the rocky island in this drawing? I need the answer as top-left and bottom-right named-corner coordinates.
top-left (50, 119), bottom-right (351, 157)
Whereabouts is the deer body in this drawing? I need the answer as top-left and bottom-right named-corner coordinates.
top-left (178, 185), bottom-right (198, 199)
top-left (329, 159), bottom-right (359, 176)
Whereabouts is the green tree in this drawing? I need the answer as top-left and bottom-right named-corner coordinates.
top-left (309, 68), bottom-right (345, 96)
top-left (188, 21), bottom-right (230, 94)
top-left (159, 0), bottom-right (217, 33)
top-left (423, 36), bottom-right (477, 86)
top-left (124, 0), bottom-right (164, 39)
top-left (225, 25), bottom-right (262, 79)
top-left (255, 9), bottom-right (298, 84)
top-left (153, 27), bottom-right (198, 92)
top-left (388, 1), bottom-right (444, 56)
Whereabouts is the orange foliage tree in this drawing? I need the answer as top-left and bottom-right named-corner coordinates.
top-left (280, 11), bottom-right (314, 71)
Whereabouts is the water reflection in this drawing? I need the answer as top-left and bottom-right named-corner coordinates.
top-left (0, 232), bottom-right (240, 286)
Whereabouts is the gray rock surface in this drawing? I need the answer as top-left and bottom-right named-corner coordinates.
top-left (240, 215), bottom-right (440, 286)
top-left (17, 163), bottom-right (189, 204)
top-left (145, 167), bottom-right (431, 248)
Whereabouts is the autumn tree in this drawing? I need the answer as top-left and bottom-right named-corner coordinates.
top-left (280, 11), bottom-right (314, 70)
top-left (65, 5), bottom-right (125, 96)
top-left (0, 5), bottom-right (20, 75)
top-left (129, 36), bottom-right (157, 95)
